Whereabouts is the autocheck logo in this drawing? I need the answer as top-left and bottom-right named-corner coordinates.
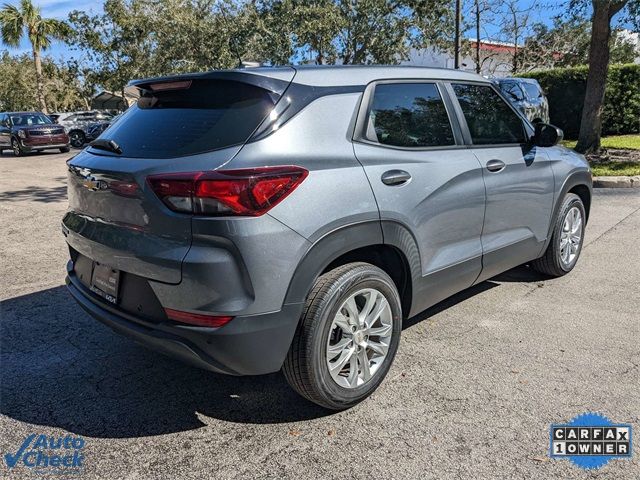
top-left (4, 434), bottom-right (85, 472)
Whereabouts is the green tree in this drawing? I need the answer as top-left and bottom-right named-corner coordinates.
top-left (0, 0), bottom-right (68, 113)
top-left (570, 0), bottom-right (640, 153)
top-left (522, 16), bottom-right (639, 71)
top-left (257, 0), bottom-right (452, 65)
top-left (0, 50), bottom-right (85, 111)
top-left (68, 0), bottom-right (155, 104)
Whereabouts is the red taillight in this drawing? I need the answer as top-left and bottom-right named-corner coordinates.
top-left (164, 308), bottom-right (233, 328)
top-left (147, 166), bottom-right (308, 216)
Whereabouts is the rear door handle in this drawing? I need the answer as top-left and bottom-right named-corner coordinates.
top-left (486, 159), bottom-right (506, 172)
top-left (381, 170), bottom-right (411, 186)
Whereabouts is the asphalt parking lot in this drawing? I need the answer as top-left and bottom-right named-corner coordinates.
top-left (1, 150), bottom-right (639, 479)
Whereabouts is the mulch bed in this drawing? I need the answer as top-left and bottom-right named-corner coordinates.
top-left (585, 148), bottom-right (640, 164)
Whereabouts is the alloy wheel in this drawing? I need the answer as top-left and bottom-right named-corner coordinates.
top-left (559, 206), bottom-right (583, 267)
top-left (326, 288), bottom-right (393, 389)
top-left (70, 131), bottom-right (84, 148)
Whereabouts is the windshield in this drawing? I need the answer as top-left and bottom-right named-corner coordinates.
top-left (96, 79), bottom-right (279, 159)
top-left (10, 113), bottom-right (53, 126)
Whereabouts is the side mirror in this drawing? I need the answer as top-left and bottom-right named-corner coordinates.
top-left (534, 122), bottom-right (563, 147)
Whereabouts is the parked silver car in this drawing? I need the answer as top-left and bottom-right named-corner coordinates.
top-left (63, 66), bottom-right (591, 409)
top-left (493, 77), bottom-right (550, 124)
top-left (57, 110), bottom-right (115, 147)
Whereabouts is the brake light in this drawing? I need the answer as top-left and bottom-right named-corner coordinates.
top-left (147, 166), bottom-right (308, 216)
top-left (165, 308), bottom-right (233, 328)
top-left (148, 80), bottom-right (192, 92)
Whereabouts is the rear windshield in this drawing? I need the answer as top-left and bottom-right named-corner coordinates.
top-left (96, 79), bottom-right (278, 159)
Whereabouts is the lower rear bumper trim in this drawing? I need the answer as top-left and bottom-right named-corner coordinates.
top-left (65, 273), bottom-right (304, 376)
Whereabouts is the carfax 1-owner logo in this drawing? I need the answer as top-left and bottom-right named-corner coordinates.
top-left (4, 433), bottom-right (85, 473)
top-left (550, 412), bottom-right (633, 470)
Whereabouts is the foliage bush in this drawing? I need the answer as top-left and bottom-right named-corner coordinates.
top-left (519, 64), bottom-right (640, 139)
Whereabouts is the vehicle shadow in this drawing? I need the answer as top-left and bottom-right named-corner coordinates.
top-left (0, 150), bottom-right (67, 158)
top-left (0, 184), bottom-right (67, 203)
top-left (1, 265), bottom-right (548, 438)
top-left (0, 286), bottom-right (327, 438)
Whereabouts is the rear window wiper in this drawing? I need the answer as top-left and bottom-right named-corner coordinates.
top-left (89, 138), bottom-right (123, 155)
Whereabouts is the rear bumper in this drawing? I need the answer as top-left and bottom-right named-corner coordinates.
top-left (66, 271), bottom-right (303, 376)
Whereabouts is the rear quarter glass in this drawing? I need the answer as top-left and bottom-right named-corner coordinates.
top-left (96, 79), bottom-right (279, 159)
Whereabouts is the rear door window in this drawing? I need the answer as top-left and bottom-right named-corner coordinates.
top-left (97, 79), bottom-right (279, 159)
top-left (366, 83), bottom-right (455, 148)
top-left (452, 83), bottom-right (526, 145)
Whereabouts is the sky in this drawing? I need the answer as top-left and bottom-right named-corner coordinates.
top-left (2, 0), bottom-right (631, 62)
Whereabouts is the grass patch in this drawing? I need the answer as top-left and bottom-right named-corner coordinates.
top-left (562, 134), bottom-right (640, 150)
top-left (590, 161), bottom-right (640, 177)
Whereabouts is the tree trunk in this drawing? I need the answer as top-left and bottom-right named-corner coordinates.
top-left (511, 11), bottom-right (518, 75)
top-left (32, 49), bottom-right (48, 114)
top-left (475, 0), bottom-right (481, 74)
top-left (576, 0), bottom-right (627, 154)
top-left (454, 0), bottom-right (461, 69)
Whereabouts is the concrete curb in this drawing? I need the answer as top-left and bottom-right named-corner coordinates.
top-left (593, 176), bottom-right (640, 188)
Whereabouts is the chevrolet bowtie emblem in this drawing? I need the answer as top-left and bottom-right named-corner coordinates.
top-left (82, 178), bottom-right (107, 191)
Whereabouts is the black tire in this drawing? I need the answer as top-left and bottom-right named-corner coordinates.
top-left (283, 262), bottom-right (402, 410)
top-left (60, 146), bottom-right (71, 153)
top-left (11, 138), bottom-right (24, 157)
top-left (69, 130), bottom-right (85, 148)
top-left (531, 193), bottom-right (586, 277)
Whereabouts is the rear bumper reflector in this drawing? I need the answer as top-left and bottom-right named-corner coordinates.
top-left (164, 308), bottom-right (234, 328)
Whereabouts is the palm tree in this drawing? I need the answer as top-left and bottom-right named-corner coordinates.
top-left (0, 0), bottom-right (68, 113)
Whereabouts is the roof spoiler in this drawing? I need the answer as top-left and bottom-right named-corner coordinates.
top-left (126, 68), bottom-right (296, 98)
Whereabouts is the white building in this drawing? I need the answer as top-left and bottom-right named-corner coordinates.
top-left (402, 40), bottom-right (521, 78)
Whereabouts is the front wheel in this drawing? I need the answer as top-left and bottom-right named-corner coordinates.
top-left (60, 146), bottom-right (70, 153)
top-left (12, 138), bottom-right (24, 157)
top-left (531, 193), bottom-right (586, 277)
top-left (283, 262), bottom-right (402, 410)
top-left (69, 130), bottom-right (85, 148)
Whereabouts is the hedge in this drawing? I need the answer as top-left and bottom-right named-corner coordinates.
top-left (518, 64), bottom-right (640, 139)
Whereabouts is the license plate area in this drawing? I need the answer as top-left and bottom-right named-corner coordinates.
top-left (90, 263), bottom-right (120, 304)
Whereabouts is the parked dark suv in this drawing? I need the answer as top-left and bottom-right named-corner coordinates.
top-left (64, 66), bottom-right (591, 410)
top-left (0, 112), bottom-right (70, 156)
top-left (493, 77), bottom-right (549, 124)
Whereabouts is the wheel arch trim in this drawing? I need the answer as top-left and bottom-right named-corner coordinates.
top-left (544, 169), bottom-right (592, 251)
top-left (283, 220), bottom-right (421, 314)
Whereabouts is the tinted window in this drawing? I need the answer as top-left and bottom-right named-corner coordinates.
top-left (98, 80), bottom-right (278, 159)
top-left (367, 83), bottom-right (454, 147)
top-left (499, 81), bottom-right (525, 101)
top-left (453, 84), bottom-right (525, 145)
top-left (522, 82), bottom-right (542, 99)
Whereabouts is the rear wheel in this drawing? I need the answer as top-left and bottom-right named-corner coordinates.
top-left (11, 138), bottom-right (24, 157)
top-left (283, 262), bottom-right (402, 410)
top-left (531, 193), bottom-right (585, 277)
top-left (69, 130), bottom-right (85, 148)
top-left (60, 146), bottom-right (70, 153)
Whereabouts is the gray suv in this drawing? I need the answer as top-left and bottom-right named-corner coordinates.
top-left (63, 66), bottom-right (591, 410)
